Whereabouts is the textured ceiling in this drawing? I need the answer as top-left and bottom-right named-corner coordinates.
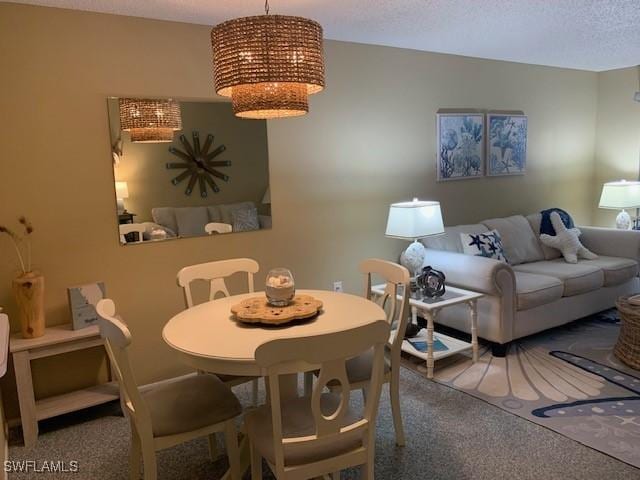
top-left (8, 0), bottom-right (640, 71)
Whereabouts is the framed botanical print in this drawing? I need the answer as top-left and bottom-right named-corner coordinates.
top-left (436, 113), bottom-right (485, 181)
top-left (487, 114), bottom-right (527, 176)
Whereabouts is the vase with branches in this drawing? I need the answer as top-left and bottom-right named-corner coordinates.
top-left (1, 216), bottom-right (45, 338)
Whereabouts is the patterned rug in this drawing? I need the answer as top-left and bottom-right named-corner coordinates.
top-left (401, 310), bottom-right (640, 468)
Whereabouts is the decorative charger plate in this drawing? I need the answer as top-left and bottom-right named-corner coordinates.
top-left (231, 295), bottom-right (323, 325)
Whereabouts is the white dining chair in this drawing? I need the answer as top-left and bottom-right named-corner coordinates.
top-left (307, 258), bottom-right (410, 446)
top-left (177, 258), bottom-right (260, 404)
top-left (119, 223), bottom-right (146, 243)
top-left (95, 299), bottom-right (242, 480)
top-left (205, 222), bottom-right (233, 235)
top-left (247, 320), bottom-right (390, 480)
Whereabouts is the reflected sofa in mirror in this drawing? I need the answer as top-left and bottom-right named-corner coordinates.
top-left (107, 97), bottom-right (271, 245)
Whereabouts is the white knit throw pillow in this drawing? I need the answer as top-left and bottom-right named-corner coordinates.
top-left (539, 212), bottom-right (597, 264)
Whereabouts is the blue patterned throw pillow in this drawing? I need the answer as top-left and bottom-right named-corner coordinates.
top-left (460, 230), bottom-right (508, 263)
top-left (232, 207), bottom-right (260, 232)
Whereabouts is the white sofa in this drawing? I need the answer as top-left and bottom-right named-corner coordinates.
top-left (421, 213), bottom-right (640, 356)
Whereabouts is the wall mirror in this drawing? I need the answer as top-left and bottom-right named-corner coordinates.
top-left (107, 97), bottom-right (271, 245)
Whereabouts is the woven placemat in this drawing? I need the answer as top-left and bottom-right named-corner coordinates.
top-left (231, 294), bottom-right (323, 325)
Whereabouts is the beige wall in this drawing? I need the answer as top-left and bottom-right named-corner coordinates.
top-left (110, 100), bottom-right (269, 225)
top-left (0, 4), bottom-right (599, 418)
top-left (593, 67), bottom-right (640, 227)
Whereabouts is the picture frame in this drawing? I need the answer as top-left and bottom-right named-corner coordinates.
top-left (486, 113), bottom-right (528, 176)
top-left (436, 113), bottom-right (485, 182)
top-left (68, 282), bottom-right (106, 330)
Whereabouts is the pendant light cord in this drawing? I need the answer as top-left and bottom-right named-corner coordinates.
top-left (265, 0), bottom-right (270, 15)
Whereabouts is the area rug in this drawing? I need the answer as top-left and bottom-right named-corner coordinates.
top-left (401, 310), bottom-right (640, 468)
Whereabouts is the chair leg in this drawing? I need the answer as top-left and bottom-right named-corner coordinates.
top-left (141, 441), bottom-right (157, 480)
top-left (362, 431), bottom-right (375, 480)
top-left (129, 427), bottom-right (142, 480)
top-left (208, 433), bottom-right (219, 461)
top-left (251, 378), bottom-right (259, 406)
top-left (250, 438), bottom-right (262, 480)
top-left (362, 461), bottom-right (374, 480)
top-left (390, 373), bottom-right (405, 446)
top-left (223, 420), bottom-right (241, 480)
top-left (361, 387), bottom-right (367, 404)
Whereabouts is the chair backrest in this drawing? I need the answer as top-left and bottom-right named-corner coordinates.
top-left (95, 299), bottom-right (152, 435)
top-left (176, 258), bottom-right (259, 308)
top-left (255, 320), bottom-right (389, 475)
top-left (204, 222), bottom-right (233, 235)
top-left (119, 223), bottom-right (146, 243)
top-left (359, 258), bottom-right (411, 359)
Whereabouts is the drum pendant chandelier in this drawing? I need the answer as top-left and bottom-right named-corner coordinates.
top-left (118, 98), bottom-right (182, 143)
top-left (211, 0), bottom-right (325, 119)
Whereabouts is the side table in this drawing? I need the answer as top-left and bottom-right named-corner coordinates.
top-left (372, 283), bottom-right (484, 379)
top-left (10, 324), bottom-right (119, 447)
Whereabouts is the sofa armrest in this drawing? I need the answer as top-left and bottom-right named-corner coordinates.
top-left (579, 226), bottom-right (640, 262)
top-left (424, 250), bottom-right (515, 297)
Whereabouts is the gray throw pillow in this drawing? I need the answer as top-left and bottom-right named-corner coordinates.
top-left (232, 207), bottom-right (260, 232)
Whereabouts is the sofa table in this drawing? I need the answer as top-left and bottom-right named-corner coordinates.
top-left (10, 324), bottom-right (119, 447)
top-left (371, 284), bottom-right (484, 379)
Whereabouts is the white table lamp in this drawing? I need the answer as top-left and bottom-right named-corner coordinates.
top-left (115, 181), bottom-right (129, 215)
top-left (386, 198), bottom-right (445, 274)
top-left (599, 180), bottom-right (640, 230)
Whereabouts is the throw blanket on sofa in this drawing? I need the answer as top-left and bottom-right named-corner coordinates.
top-left (540, 208), bottom-right (574, 235)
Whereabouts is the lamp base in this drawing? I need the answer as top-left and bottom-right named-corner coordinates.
top-left (616, 209), bottom-right (632, 230)
top-left (117, 198), bottom-right (126, 216)
top-left (400, 240), bottom-right (426, 276)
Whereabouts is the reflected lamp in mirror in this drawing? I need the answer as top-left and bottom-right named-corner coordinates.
top-left (599, 180), bottom-right (640, 230)
top-left (115, 181), bottom-right (129, 215)
top-left (386, 199), bottom-right (445, 275)
top-left (119, 98), bottom-right (182, 143)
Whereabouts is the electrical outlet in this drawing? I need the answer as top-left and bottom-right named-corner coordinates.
top-left (333, 281), bottom-right (343, 293)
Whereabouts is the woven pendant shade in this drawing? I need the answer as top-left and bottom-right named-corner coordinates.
top-left (119, 98), bottom-right (182, 143)
top-left (211, 14), bottom-right (324, 119)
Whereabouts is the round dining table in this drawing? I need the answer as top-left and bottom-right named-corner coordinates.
top-left (163, 289), bottom-right (386, 380)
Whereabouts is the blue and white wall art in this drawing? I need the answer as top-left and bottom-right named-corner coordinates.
top-left (487, 114), bottom-right (528, 176)
top-left (436, 113), bottom-right (485, 181)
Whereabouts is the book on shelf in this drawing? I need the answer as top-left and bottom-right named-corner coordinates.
top-left (407, 337), bottom-right (449, 353)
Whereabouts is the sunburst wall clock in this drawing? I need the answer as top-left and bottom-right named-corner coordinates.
top-left (166, 131), bottom-right (231, 197)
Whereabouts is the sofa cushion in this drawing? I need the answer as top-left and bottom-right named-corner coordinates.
top-left (580, 256), bottom-right (638, 287)
top-left (526, 213), bottom-right (561, 260)
top-left (513, 260), bottom-right (604, 297)
top-left (174, 206), bottom-right (209, 237)
top-left (151, 207), bottom-right (179, 234)
top-left (422, 224), bottom-right (488, 253)
top-left (207, 205), bottom-right (222, 223)
top-left (482, 215), bottom-right (545, 265)
top-left (514, 271), bottom-right (563, 311)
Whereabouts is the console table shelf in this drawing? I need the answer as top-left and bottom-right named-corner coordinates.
top-left (10, 324), bottom-right (119, 447)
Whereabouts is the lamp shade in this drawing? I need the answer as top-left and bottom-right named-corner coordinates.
top-left (119, 98), bottom-right (182, 143)
top-left (115, 181), bottom-right (129, 199)
top-left (385, 199), bottom-right (445, 240)
top-left (599, 180), bottom-right (640, 209)
top-left (211, 14), bottom-right (324, 119)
